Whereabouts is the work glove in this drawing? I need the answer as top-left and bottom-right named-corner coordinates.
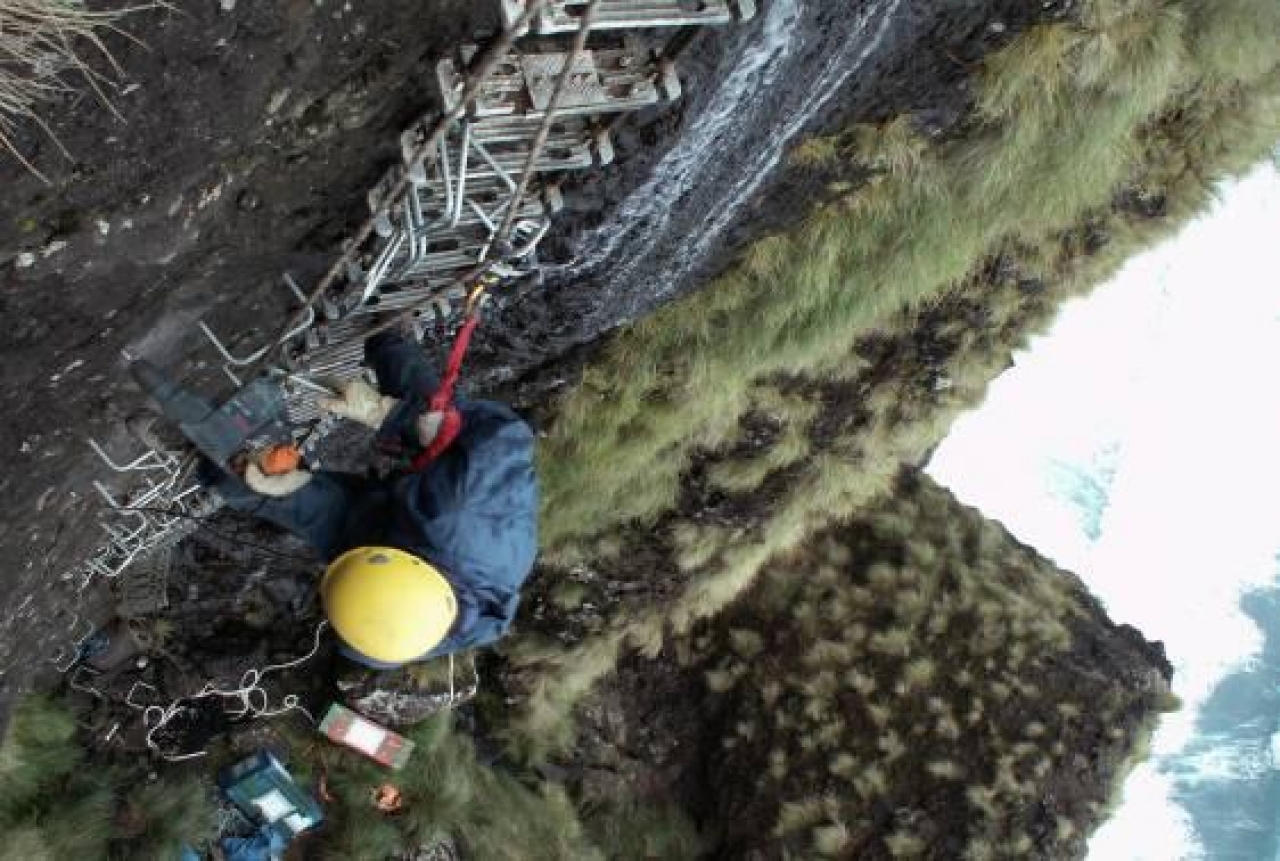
top-left (416, 410), bottom-right (446, 448)
top-left (244, 462), bottom-right (313, 497)
top-left (318, 379), bottom-right (398, 429)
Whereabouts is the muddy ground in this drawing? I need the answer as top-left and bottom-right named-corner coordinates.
top-left (1, 0), bottom-right (1049, 718)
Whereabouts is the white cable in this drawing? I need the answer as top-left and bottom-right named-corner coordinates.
top-left (141, 621), bottom-right (329, 761)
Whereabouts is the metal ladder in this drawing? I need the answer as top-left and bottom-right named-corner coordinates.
top-left (67, 0), bottom-right (757, 656)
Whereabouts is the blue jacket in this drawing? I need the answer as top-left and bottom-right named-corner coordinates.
top-left (374, 398), bottom-right (539, 661)
top-left (213, 397), bottom-right (538, 665)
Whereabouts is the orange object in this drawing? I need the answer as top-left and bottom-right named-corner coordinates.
top-left (374, 783), bottom-right (403, 813)
top-left (317, 774), bottom-right (335, 804)
top-left (259, 443), bottom-right (302, 475)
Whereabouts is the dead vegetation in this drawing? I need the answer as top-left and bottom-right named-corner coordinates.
top-left (0, 0), bottom-right (133, 181)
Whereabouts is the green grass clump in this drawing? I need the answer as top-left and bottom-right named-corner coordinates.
top-left (115, 773), bottom-right (218, 861)
top-left (0, 695), bottom-right (218, 861)
top-left (0, 696), bottom-right (115, 859)
top-left (1182, 0), bottom-right (1280, 83)
top-left (507, 0), bottom-right (1280, 755)
top-left (705, 384), bottom-right (818, 494)
top-left (582, 800), bottom-right (705, 861)
top-left (0, 693), bottom-right (79, 805)
top-left (321, 713), bottom-right (601, 860)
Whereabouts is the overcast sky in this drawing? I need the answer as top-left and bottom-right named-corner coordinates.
top-left (930, 160), bottom-right (1280, 860)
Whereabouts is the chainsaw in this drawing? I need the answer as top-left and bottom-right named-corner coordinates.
top-left (130, 360), bottom-right (301, 476)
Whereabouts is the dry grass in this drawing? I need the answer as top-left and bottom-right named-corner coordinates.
top-left (686, 475), bottom-right (1170, 858)
top-left (0, 0), bottom-right (134, 181)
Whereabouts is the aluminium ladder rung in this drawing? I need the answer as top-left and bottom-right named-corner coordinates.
top-left (369, 169), bottom-right (560, 231)
top-left (459, 133), bottom-right (614, 178)
top-left (498, 0), bottom-right (756, 33)
top-left (398, 116), bottom-right (606, 164)
top-left (408, 127), bottom-right (613, 182)
top-left (375, 240), bottom-right (489, 280)
top-left (439, 47), bottom-right (681, 119)
top-left (355, 282), bottom-right (467, 315)
top-left (468, 113), bottom-right (600, 142)
top-left (377, 131), bottom-right (605, 220)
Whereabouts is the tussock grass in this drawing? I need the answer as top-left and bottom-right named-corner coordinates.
top-left (323, 713), bottom-right (602, 860)
top-left (0, 690), bottom-right (120, 859)
top-left (0, 693), bottom-right (79, 806)
top-left (0, 695), bottom-right (117, 861)
top-left (116, 773), bottom-right (217, 861)
top-left (0, 696), bottom-right (216, 860)
top-left (0, 0), bottom-right (133, 181)
top-left (512, 0), bottom-right (1280, 731)
top-left (582, 801), bottom-right (705, 860)
top-left (537, 0), bottom-right (1279, 547)
top-left (690, 475), bottom-right (1169, 858)
top-left (706, 385), bottom-right (818, 494)
top-left (1, 828), bottom-right (54, 861)
top-left (1182, 0), bottom-right (1280, 83)
top-left (503, 630), bottom-right (628, 761)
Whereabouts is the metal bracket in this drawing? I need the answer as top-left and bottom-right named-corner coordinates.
top-left (69, 665), bottom-right (104, 699)
top-left (198, 274), bottom-right (316, 383)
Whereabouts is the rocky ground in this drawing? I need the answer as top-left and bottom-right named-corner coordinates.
top-left (0, 0), bottom-right (1051, 712)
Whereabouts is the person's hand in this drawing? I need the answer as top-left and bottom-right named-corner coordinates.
top-left (318, 379), bottom-right (398, 429)
top-left (244, 462), bottom-right (313, 497)
top-left (416, 410), bottom-right (446, 447)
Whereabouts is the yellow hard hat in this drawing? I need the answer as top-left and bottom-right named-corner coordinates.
top-left (321, 547), bottom-right (457, 664)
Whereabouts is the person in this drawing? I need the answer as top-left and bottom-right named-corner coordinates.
top-left (206, 330), bottom-right (539, 669)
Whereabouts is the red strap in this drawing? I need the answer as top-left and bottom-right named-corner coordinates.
top-left (409, 314), bottom-right (481, 472)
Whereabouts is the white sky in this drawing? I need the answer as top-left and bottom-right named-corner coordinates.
top-left (929, 160), bottom-right (1280, 860)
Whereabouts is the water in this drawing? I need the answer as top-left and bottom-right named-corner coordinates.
top-left (928, 162), bottom-right (1280, 860)
top-left (563, 0), bottom-right (903, 328)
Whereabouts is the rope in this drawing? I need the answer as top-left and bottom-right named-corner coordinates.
top-left (138, 620), bottom-right (329, 762)
top-left (450, 653), bottom-right (480, 710)
top-left (409, 311), bottom-right (481, 471)
top-left (493, 0), bottom-right (602, 249)
top-left (381, 5), bottom-right (603, 473)
top-left (357, 1), bottom-right (600, 343)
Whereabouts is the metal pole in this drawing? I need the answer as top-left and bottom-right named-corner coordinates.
top-left (493, 0), bottom-right (601, 251)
